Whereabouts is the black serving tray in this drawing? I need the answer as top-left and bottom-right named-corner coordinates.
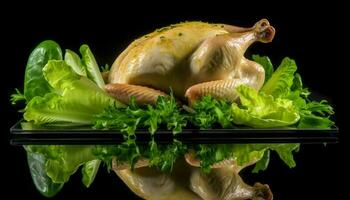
top-left (9, 120), bottom-right (339, 145)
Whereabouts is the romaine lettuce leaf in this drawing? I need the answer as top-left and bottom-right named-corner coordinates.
top-left (80, 45), bottom-right (105, 88)
top-left (64, 49), bottom-right (87, 76)
top-left (231, 85), bottom-right (300, 128)
top-left (286, 71), bottom-right (334, 128)
top-left (24, 60), bottom-right (123, 125)
top-left (24, 40), bottom-right (62, 101)
top-left (252, 150), bottom-right (270, 173)
top-left (82, 160), bottom-right (101, 188)
top-left (271, 143), bottom-right (299, 168)
top-left (298, 114), bottom-right (334, 128)
top-left (194, 143), bottom-right (299, 173)
top-left (235, 143), bottom-right (299, 170)
top-left (256, 55), bottom-right (334, 128)
top-left (252, 55), bottom-right (274, 83)
top-left (25, 145), bottom-right (97, 184)
top-left (27, 151), bottom-right (64, 197)
top-left (260, 57), bottom-right (297, 97)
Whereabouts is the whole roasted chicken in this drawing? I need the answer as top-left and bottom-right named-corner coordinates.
top-left (107, 19), bottom-right (276, 200)
top-left (105, 19), bottom-right (275, 105)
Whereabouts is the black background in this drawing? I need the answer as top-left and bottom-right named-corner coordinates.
top-left (1, 1), bottom-right (348, 199)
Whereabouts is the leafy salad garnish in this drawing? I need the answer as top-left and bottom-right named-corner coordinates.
top-left (11, 40), bottom-right (334, 196)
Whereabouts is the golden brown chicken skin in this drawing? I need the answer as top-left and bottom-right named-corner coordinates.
top-left (106, 19), bottom-right (275, 105)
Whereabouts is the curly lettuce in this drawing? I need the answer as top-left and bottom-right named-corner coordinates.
top-left (231, 85), bottom-right (300, 128)
top-left (254, 55), bottom-right (334, 128)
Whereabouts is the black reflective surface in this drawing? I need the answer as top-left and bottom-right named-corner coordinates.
top-left (10, 120), bottom-right (339, 145)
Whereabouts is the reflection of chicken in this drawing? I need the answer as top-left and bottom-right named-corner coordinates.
top-left (105, 19), bottom-right (275, 105)
top-left (113, 157), bottom-right (272, 200)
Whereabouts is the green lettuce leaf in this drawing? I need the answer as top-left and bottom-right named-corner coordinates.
top-left (24, 60), bottom-right (123, 125)
top-left (24, 40), bottom-right (62, 101)
top-left (25, 145), bottom-right (97, 184)
top-left (80, 44), bottom-right (105, 88)
top-left (286, 72), bottom-right (334, 128)
top-left (82, 160), bottom-right (101, 188)
top-left (298, 114), bottom-right (334, 128)
top-left (231, 85), bottom-right (300, 128)
top-left (195, 143), bottom-right (299, 173)
top-left (271, 143), bottom-right (299, 168)
top-left (260, 57), bottom-right (297, 97)
top-left (252, 55), bottom-right (274, 83)
top-left (231, 144), bottom-right (267, 167)
top-left (252, 150), bottom-right (270, 173)
top-left (64, 49), bottom-right (87, 76)
top-left (233, 143), bottom-right (299, 169)
top-left (257, 56), bottom-right (334, 128)
top-left (27, 151), bottom-right (64, 197)
top-left (10, 88), bottom-right (26, 105)
top-left (296, 98), bottom-right (334, 128)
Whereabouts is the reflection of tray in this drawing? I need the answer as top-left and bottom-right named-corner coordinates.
top-left (10, 120), bottom-right (339, 145)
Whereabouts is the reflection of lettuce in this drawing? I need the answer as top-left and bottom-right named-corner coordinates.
top-left (194, 143), bottom-right (299, 173)
top-left (25, 145), bottom-right (97, 183)
top-left (26, 151), bottom-right (64, 197)
top-left (231, 85), bottom-right (300, 128)
top-left (24, 60), bottom-right (123, 125)
top-left (82, 160), bottom-right (101, 188)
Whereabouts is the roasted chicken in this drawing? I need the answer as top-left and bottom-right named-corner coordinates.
top-left (105, 19), bottom-right (275, 105)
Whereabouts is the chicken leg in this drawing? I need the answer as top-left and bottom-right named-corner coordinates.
top-left (105, 83), bottom-right (168, 105)
top-left (185, 21), bottom-right (273, 104)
